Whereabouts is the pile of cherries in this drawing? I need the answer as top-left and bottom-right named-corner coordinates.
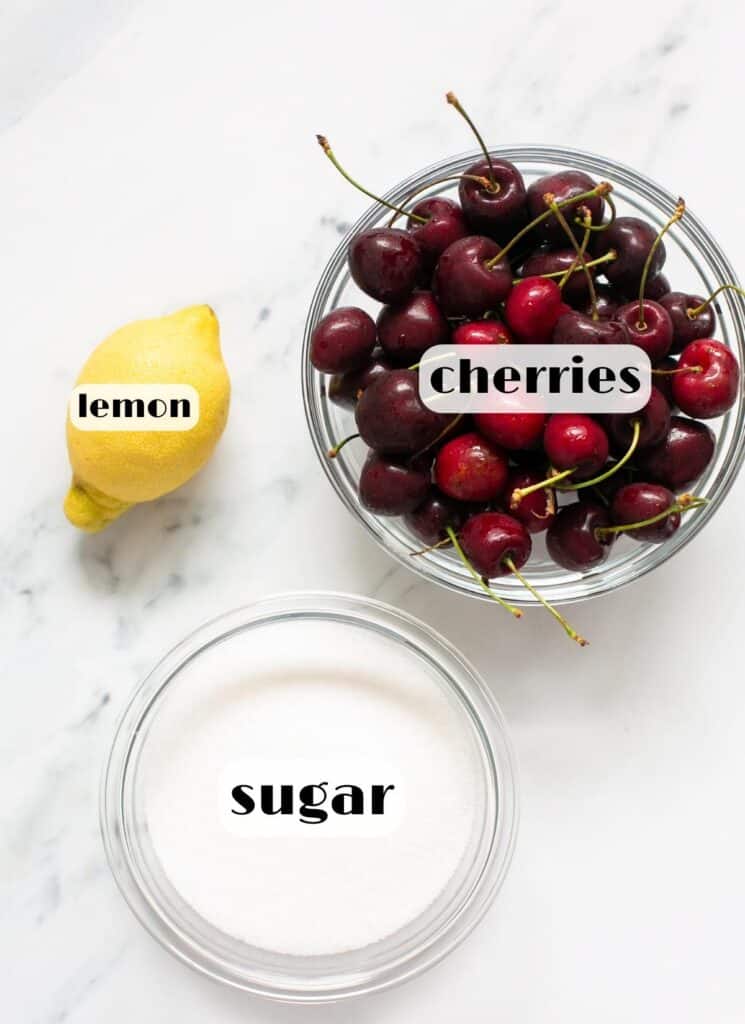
top-left (309, 95), bottom-right (742, 645)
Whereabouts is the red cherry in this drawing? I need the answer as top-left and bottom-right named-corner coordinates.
top-left (459, 511), bottom-right (531, 578)
top-left (672, 339), bottom-right (740, 419)
top-left (310, 306), bottom-right (376, 374)
top-left (544, 414), bottom-right (609, 480)
top-left (434, 431), bottom-right (509, 502)
top-left (377, 290), bottom-right (449, 365)
top-left (504, 469), bottom-right (556, 533)
top-left (406, 196), bottom-right (468, 270)
top-left (614, 299), bottom-right (673, 362)
top-left (609, 482), bottom-right (680, 542)
top-left (433, 236), bottom-right (513, 318)
top-left (474, 411), bottom-right (547, 450)
top-left (504, 276), bottom-right (563, 342)
top-left (452, 320), bottom-right (512, 346)
top-left (348, 228), bottom-right (422, 304)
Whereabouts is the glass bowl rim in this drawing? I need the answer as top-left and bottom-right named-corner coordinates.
top-left (301, 144), bottom-right (745, 606)
top-left (100, 590), bottom-right (519, 1003)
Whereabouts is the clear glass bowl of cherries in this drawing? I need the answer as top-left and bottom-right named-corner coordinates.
top-left (302, 94), bottom-right (745, 645)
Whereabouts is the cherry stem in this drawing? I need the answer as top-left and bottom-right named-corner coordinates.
top-left (546, 194), bottom-right (600, 319)
top-left (576, 193), bottom-right (617, 231)
top-left (409, 537), bottom-right (452, 557)
top-left (687, 283), bottom-right (745, 319)
top-left (652, 364), bottom-right (703, 376)
top-left (503, 557), bottom-right (588, 647)
top-left (637, 198), bottom-right (686, 329)
top-left (387, 174), bottom-right (492, 227)
top-left (327, 433), bottom-right (359, 459)
top-left (595, 494), bottom-right (709, 538)
top-left (557, 419), bottom-right (641, 492)
top-left (445, 91), bottom-right (496, 187)
top-left (446, 526), bottom-right (523, 619)
top-left (484, 182), bottom-right (613, 270)
top-left (514, 251), bottom-right (617, 285)
top-left (558, 206), bottom-right (593, 290)
top-left (510, 468), bottom-right (573, 507)
top-left (317, 135), bottom-right (427, 224)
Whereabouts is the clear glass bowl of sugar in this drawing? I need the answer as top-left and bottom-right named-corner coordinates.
top-left (302, 146), bottom-right (745, 605)
top-left (101, 593), bottom-right (518, 1003)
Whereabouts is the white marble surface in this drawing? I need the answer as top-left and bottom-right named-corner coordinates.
top-left (3, 1), bottom-right (745, 1020)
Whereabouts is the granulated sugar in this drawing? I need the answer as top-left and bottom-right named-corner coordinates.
top-left (143, 618), bottom-right (480, 956)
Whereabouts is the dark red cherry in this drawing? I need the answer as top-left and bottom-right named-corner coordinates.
top-left (552, 309), bottom-right (630, 345)
top-left (452, 319), bottom-right (512, 346)
top-left (406, 196), bottom-right (468, 270)
top-left (526, 170), bottom-right (604, 244)
top-left (460, 511), bottom-right (531, 578)
top-left (404, 491), bottom-right (465, 547)
top-left (610, 482), bottom-right (679, 542)
top-left (348, 227), bottom-right (422, 303)
top-left (433, 236), bottom-right (513, 318)
top-left (606, 386), bottom-right (671, 450)
top-left (377, 290), bottom-right (449, 365)
top-left (328, 351), bottom-right (392, 408)
top-left (582, 284), bottom-right (623, 320)
top-left (504, 469), bottom-right (556, 533)
top-left (615, 300), bottom-right (673, 362)
top-left (521, 248), bottom-right (594, 303)
top-left (672, 339), bottom-right (740, 418)
top-left (641, 273), bottom-right (671, 300)
top-left (544, 414), bottom-right (609, 480)
top-left (310, 306), bottom-right (376, 374)
top-left (434, 431), bottom-right (509, 502)
top-left (659, 292), bottom-right (717, 354)
top-left (358, 452), bottom-right (431, 516)
top-left (356, 368), bottom-right (451, 454)
top-left (474, 411), bottom-right (547, 450)
top-left (634, 416), bottom-right (715, 489)
top-left (504, 276), bottom-right (563, 342)
top-left (458, 159), bottom-right (527, 239)
top-left (546, 500), bottom-right (614, 571)
top-left (593, 217), bottom-right (664, 291)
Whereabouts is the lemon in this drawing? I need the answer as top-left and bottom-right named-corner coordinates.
top-left (64, 305), bottom-right (230, 532)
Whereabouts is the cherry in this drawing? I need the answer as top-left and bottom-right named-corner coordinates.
top-left (634, 415), bottom-right (715, 489)
top-left (433, 236), bottom-right (513, 318)
top-left (434, 431), bottom-right (509, 502)
top-left (546, 500), bottom-right (614, 571)
top-left (659, 291), bottom-right (717, 353)
top-left (404, 491), bottom-right (465, 548)
top-left (356, 368), bottom-right (451, 454)
top-left (377, 290), bottom-right (449, 365)
top-left (504, 276), bottom-right (564, 342)
top-left (358, 451), bottom-right (431, 515)
top-left (593, 217), bottom-right (665, 290)
top-left (608, 482), bottom-right (680, 542)
top-left (583, 284), bottom-right (622, 320)
top-left (328, 351), bottom-right (392, 408)
top-left (349, 228), bottom-right (422, 304)
top-left (474, 411), bottom-right (547, 450)
top-left (505, 469), bottom-right (556, 533)
top-left (458, 158), bottom-right (528, 239)
top-left (544, 414), bottom-right (609, 480)
top-left (310, 306), bottom-right (377, 374)
top-left (672, 339), bottom-right (740, 418)
top-left (641, 273), bottom-right (671, 300)
top-left (606, 386), bottom-right (670, 450)
top-left (527, 170), bottom-right (604, 244)
top-left (406, 196), bottom-right (468, 269)
top-left (521, 248), bottom-right (594, 303)
top-left (552, 309), bottom-right (630, 345)
top-left (453, 319), bottom-right (512, 346)
top-left (459, 511), bottom-right (531, 578)
top-left (445, 92), bottom-right (527, 239)
top-left (615, 299), bottom-right (673, 361)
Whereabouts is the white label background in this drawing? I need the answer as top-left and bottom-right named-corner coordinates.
top-left (219, 758), bottom-right (405, 839)
top-left (418, 344), bottom-right (652, 415)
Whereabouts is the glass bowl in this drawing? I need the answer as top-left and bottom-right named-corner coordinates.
top-left (101, 592), bottom-right (518, 1003)
top-left (302, 146), bottom-right (745, 605)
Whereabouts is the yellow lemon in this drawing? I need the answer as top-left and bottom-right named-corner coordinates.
top-left (64, 305), bottom-right (230, 532)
